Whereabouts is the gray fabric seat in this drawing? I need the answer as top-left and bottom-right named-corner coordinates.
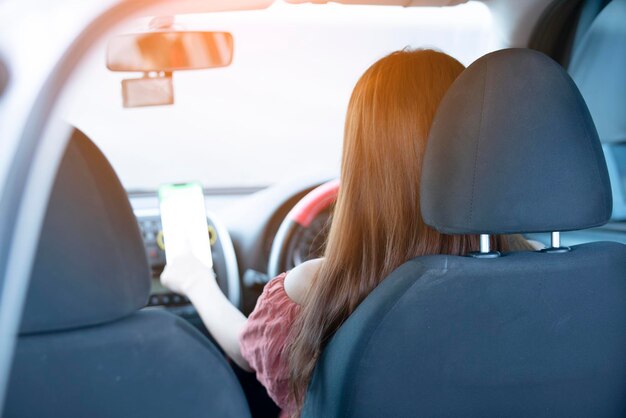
top-left (3, 130), bottom-right (251, 418)
top-left (302, 49), bottom-right (626, 417)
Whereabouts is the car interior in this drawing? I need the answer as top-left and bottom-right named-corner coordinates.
top-left (1, 0), bottom-right (626, 416)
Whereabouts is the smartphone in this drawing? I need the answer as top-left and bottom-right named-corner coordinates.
top-left (158, 182), bottom-right (213, 268)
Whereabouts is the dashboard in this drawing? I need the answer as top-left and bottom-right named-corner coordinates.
top-left (130, 176), bottom-right (626, 316)
top-left (130, 175), bottom-right (331, 314)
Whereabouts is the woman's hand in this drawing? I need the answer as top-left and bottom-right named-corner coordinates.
top-left (160, 253), bottom-right (252, 372)
top-left (160, 254), bottom-right (216, 297)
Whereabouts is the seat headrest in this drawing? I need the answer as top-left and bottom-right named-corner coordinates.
top-left (20, 129), bottom-right (150, 334)
top-left (568, 0), bottom-right (626, 144)
top-left (420, 48), bottom-right (612, 235)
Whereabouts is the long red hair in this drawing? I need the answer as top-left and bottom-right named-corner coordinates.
top-left (287, 49), bottom-right (525, 412)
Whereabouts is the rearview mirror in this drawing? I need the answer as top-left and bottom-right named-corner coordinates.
top-left (106, 31), bottom-right (233, 108)
top-left (106, 31), bottom-right (233, 72)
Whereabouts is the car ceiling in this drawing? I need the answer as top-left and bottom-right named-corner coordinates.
top-left (283, 0), bottom-right (558, 47)
top-left (139, 0), bottom-right (558, 50)
top-left (285, 0), bottom-right (468, 6)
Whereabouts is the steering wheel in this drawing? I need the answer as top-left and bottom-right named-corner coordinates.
top-left (267, 179), bottom-right (339, 278)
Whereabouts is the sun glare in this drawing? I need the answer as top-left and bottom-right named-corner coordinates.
top-left (62, 1), bottom-right (495, 191)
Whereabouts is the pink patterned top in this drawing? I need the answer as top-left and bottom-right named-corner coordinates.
top-left (239, 273), bottom-right (300, 416)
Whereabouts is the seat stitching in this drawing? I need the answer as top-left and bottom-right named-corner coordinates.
top-left (469, 62), bottom-right (490, 226)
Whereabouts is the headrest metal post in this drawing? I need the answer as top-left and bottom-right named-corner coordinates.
top-left (541, 231), bottom-right (571, 253)
top-left (551, 231), bottom-right (561, 249)
top-left (469, 234), bottom-right (500, 259)
top-left (480, 234), bottom-right (491, 253)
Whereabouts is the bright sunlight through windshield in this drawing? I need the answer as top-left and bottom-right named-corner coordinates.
top-left (63, 1), bottom-right (495, 192)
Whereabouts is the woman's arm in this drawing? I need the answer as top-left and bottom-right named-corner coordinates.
top-left (187, 276), bottom-right (252, 371)
top-left (283, 257), bottom-right (323, 304)
top-left (160, 255), bottom-right (252, 371)
top-left (161, 256), bottom-right (321, 373)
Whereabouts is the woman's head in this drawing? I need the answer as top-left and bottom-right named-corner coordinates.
top-left (338, 49), bottom-right (468, 270)
top-left (288, 49), bottom-right (512, 412)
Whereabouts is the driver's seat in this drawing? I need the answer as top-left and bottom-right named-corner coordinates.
top-left (302, 49), bottom-right (626, 417)
top-left (3, 129), bottom-right (250, 418)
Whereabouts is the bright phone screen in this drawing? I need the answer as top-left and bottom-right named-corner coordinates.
top-left (158, 182), bottom-right (213, 268)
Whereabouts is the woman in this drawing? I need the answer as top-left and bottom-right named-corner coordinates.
top-left (161, 49), bottom-right (533, 417)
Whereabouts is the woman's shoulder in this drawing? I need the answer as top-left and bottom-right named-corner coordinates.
top-left (284, 257), bottom-right (324, 305)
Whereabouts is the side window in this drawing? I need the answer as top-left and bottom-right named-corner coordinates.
top-left (603, 144), bottom-right (626, 220)
top-left (609, 145), bottom-right (626, 186)
top-left (527, 0), bottom-right (626, 246)
top-left (568, 0), bottom-right (626, 220)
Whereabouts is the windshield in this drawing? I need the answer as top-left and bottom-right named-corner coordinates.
top-left (62, 1), bottom-right (496, 193)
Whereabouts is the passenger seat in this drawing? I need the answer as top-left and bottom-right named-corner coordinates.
top-left (3, 129), bottom-right (251, 418)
